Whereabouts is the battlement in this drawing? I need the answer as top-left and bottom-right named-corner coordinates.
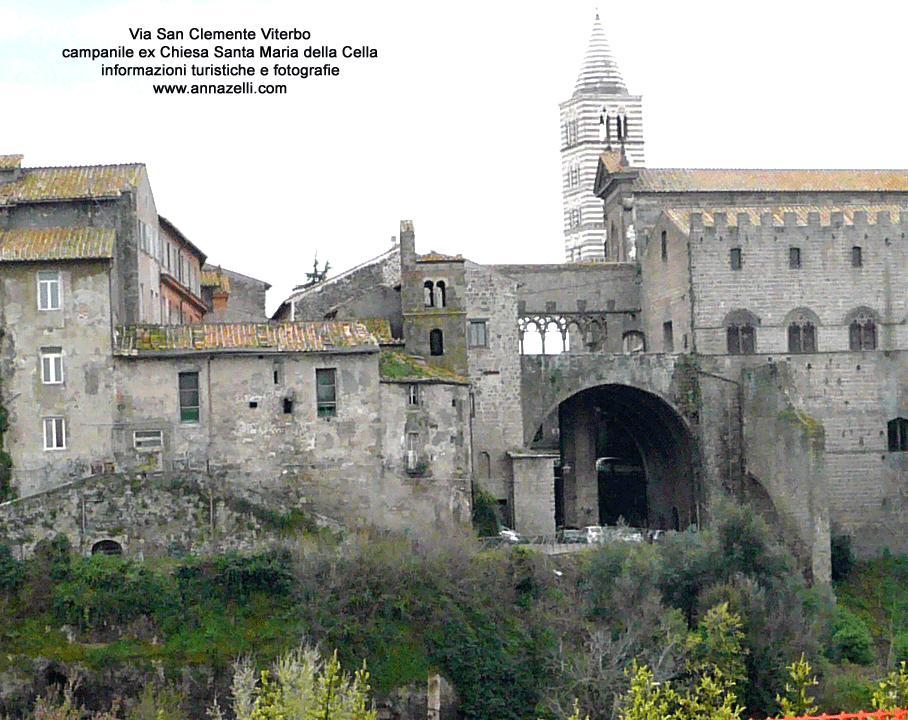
top-left (672, 206), bottom-right (908, 235)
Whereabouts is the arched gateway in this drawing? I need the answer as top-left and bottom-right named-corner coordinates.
top-left (556, 385), bottom-right (698, 531)
top-left (517, 354), bottom-right (704, 535)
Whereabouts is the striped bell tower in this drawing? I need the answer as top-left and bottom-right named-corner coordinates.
top-left (560, 13), bottom-right (644, 262)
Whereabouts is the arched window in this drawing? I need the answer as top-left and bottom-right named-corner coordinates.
top-left (435, 281), bottom-right (446, 308)
top-left (724, 309), bottom-right (759, 355)
top-left (847, 308), bottom-right (877, 351)
top-left (423, 280), bottom-right (434, 308)
top-left (429, 328), bottom-right (444, 356)
top-left (786, 309), bottom-right (819, 353)
top-left (622, 331), bottom-right (645, 354)
top-left (888, 418), bottom-right (908, 452)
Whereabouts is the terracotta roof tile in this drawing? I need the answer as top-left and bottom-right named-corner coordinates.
top-left (114, 321), bottom-right (379, 354)
top-left (664, 204), bottom-right (906, 232)
top-left (201, 268), bottom-right (231, 293)
top-left (417, 251), bottom-right (464, 262)
top-left (0, 155), bottom-right (23, 170)
top-left (0, 227), bottom-right (115, 261)
top-left (634, 168), bottom-right (908, 193)
top-left (0, 164), bottom-right (144, 204)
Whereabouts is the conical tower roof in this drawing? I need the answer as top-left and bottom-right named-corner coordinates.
top-left (573, 14), bottom-right (627, 96)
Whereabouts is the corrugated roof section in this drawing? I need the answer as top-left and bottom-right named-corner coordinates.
top-left (0, 164), bottom-right (144, 204)
top-left (0, 227), bottom-right (115, 261)
top-left (114, 321), bottom-right (379, 354)
top-left (664, 204), bottom-right (907, 231)
top-left (635, 168), bottom-right (908, 193)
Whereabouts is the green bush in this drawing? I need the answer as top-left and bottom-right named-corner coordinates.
top-left (892, 632), bottom-right (908, 665)
top-left (176, 549), bottom-right (293, 605)
top-left (0, 543), bottom-right (25, 592)
top-left (832, 607), bottom-right (875, 665)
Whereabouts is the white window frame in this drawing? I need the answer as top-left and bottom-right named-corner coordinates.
top-left (40, 348), bottom-right (64, 384)
top-left (408, 384), bottom-right (420, 406)
top-left (133, 430), bottom-right (163, 451)
top-left (37, 271), bottom-right (61, 311)
top-left (43, 417), bottom-right (66, 450)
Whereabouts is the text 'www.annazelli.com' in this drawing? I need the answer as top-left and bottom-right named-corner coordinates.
top-left (152, 82), bottom-right (287, 94)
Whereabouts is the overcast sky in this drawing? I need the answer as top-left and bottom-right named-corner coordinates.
top-left (4, 0), bottom-right (908, 314)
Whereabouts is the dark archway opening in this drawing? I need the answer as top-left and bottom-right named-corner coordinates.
top-left (91, 539), bottom-right (123, 556)
top-left (556, 384), bottom-right (698, 531)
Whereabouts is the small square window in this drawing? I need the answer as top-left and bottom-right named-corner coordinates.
top-left (789, 247), bottom-right (801, 269)
top-left (43, 417), bottom-right (66, 450)
top-left (37, 271), bottom-right (61, 311)
top-left (133, 430), bottom-right (163, 450)
top-left (468, 320), bottom-right (488, 348)
top-left (178, 371), bottom-right (200, 423)
top-left (40, 348), bottom-right (64, 384)
top-left (316, 368), bottom-right (337, 417)
top-left (730, 248), bottom-right (742, 271)
top-left (852, 246), bottom-right (863, 267)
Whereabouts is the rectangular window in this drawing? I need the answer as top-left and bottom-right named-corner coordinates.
top-left (178, 371), bottom-right (200, 423)
top-left (661, 230), bottom-right (668, 261)
top-left (408, 384), bottom-right (420, 406)
top-left (663, 321), bottom-right (674, 353)
top-left (789, 247), bottom-right (801, 269)
top-left (37, 271), bottom-right (61, 311)
top-left (316, 368), bottom-right (337, 417)
top-left (40, 347), bottom-right (64, 384)
top-left (43, 417), bottom-right (66, 450)
top-left (729, 248), bottom-right (742, 271)
top-left (468, 320), bottom-right (488, 348)
top-left (852, 246), bottom-right (863, 267)
top-left (133, 430), bottom-right (163, 450)
top-left (888, 418), bottom-right (908, 452)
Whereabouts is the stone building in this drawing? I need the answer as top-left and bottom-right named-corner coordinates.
top-left (0, 158), bottom-right (471, 555)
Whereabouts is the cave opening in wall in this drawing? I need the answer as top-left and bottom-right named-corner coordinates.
top-left (557, 384), bottom-right (698, 531)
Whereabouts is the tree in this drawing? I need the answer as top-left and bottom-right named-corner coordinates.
top-left (219, 646), bottom-right (375, 720)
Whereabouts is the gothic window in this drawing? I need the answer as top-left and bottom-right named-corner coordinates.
top-left (423, 280), bottom-right (434, 307)
top-left (435, 281), bottom-right (446, 308)
top-left (430, 328), bottom-right (444, 356)
top-left (888, 418), bottom-right (908, 452)
top-left (848, 312), bottom-right (876, 351)
top-left (789, 247), bottom-right (801, 269)
top-left (852, 246), bottom-right (863, 268)
top-left (788, 319), bottom-right (816, 353)
top-left (724, 310), bottom-right (758, 355)
top-left (730, 247), bottom-right (742, 271)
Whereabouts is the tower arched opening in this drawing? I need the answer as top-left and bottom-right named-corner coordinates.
top-left (556, 384), bottom-right (698, 531)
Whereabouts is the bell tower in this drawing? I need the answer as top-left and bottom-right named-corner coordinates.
top-left (560, 14), bottom-right (644, 262)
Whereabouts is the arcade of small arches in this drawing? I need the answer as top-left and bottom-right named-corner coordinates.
top-left (518, 312), bottom-right (644, 355)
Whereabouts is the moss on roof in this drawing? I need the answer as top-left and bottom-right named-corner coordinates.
top-left (0, 227), bottom-right (115, 261)
top-left (379, 350), bottom-right (468, 383)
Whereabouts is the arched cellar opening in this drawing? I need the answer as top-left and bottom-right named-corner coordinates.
top-left (556, 384), bottom-right (699, 531)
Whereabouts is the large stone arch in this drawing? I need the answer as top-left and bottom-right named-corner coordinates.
top-left (555, 384), bottom-right (700, 531)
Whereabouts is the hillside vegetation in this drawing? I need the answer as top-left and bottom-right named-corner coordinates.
top-left (0, 505), bottom-right (906, 720)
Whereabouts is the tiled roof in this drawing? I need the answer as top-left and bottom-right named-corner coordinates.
top-left (0, 227), bottom-right (115, 261)
top-left (417, 251), bottom-right (464, 262)
top-left (664, 204), bottom-right (907, 231)
top-left (201, 268), bottom-right (231, 293)
top-left (0, 155), bottom-right (23, 170)
top-left (114, 322), bottom-right (379, 354)
top-left (0, 164), bottom-right (144, 205)
top-left (361, 318), bottom-right (398, 343)
top-left (631, 168), bottom-right (908, 193)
